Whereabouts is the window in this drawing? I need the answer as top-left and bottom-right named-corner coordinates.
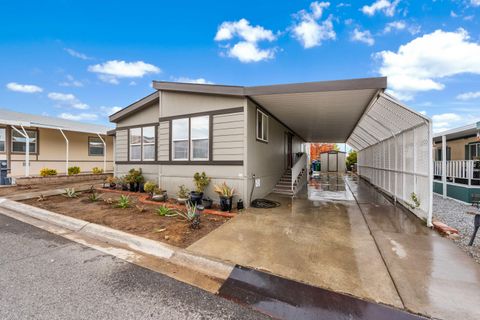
top-left (435, 147), bottom-right (451, 161)
top-left (88, 137), bottom-right (104, 156)
top-left (172, 118), bottom-right (189, 160)
top-left (12, 129), bottom-right (37, 153)
top-left (191, 116), bottom-right (209, 160)
top-left (256, 109), bottom-right (269, 142)
top-left (172, 116), bottom-right (210, 161)
top-left (129, 126), bottom-right (155, 161)
top-left (0, 128), bottom-right (5, 152)
top-left (467, 143), bottom-right (480, 160)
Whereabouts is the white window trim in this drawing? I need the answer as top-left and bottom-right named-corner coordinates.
top-left (129, 126), bottom-right (155, 161)
top-left (0, 127), bottom-right (5, 153)
top-left (172, 118), bottom-right (189, 161)
top-left (142, 126), bottom-right (155, 161)
top-left (12, 129), bottom-right (38, 154)
top-left (190, 116), bottom-right (209, 161)
top-left (256, 109), bottom-right (269, 143)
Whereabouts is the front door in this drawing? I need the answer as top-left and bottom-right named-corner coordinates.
top-left (285, 132), bottom-right (293, 169)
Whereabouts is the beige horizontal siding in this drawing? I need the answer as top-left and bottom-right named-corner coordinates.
top-left (115, 129), bottom-right (128, 162)
top-left (213, 112), bottom-right (244, 161)
top-left (158, 121), bottom-right (170, 161)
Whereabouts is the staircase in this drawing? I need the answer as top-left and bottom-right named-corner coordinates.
top-left (272, 168), bottom-right (306, 196)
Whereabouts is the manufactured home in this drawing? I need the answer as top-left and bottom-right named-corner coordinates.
top-left (433, 121), bottom-right (480, 203)
top-left (109, 77), bottom-right (433, 225)
top-left (0, 108), bottom-right (113, 183)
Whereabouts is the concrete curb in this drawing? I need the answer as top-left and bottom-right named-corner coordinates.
top-left (0, 197), bottom-right (235, 280)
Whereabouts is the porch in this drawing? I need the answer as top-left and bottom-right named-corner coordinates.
top-left (433, 160), bottom-right (480, 203)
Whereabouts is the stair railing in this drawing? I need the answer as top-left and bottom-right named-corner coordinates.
top-left (291, 153), bottom-right (307, 192)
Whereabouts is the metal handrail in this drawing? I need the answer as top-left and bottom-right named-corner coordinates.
top-left (291, 153), bottom-right (307, 191)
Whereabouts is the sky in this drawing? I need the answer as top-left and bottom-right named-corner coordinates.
top-left (0, 0), bottom-right (479, 134)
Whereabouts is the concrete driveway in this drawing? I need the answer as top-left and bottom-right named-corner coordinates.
top-left (188, 174), bottom-right (480, 320)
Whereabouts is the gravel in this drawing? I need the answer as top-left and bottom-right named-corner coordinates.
top-left (433, 194), bottom-right (480, 264)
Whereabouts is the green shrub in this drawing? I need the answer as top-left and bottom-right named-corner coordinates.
top-left (193, 172), bottom-right (211, 193)
top-left (40, 168), bottom-right (57, 177)
top-left (156, 205), bottom-right (176, 217)
top-left (92, 167), bottom-right (103, 174)
top-left (144, 181), bottom-right (157, 194)
top-left (68, 166), bottom-right (81, 175)
top-left (116, 195), bottom-right (131, 209)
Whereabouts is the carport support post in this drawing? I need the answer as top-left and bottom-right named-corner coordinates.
top-left (11, 125), bottom-right (30, 177)
top-left (97, 133), bottom-right (107, 172)
top-left (442, 135), bottom-right (447, 199)
top-left (59, 129), bottom-right (69, 174)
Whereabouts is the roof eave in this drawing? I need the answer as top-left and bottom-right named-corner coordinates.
top-left (109, 91), bottom-right (159, 123)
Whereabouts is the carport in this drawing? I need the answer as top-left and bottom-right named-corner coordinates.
top-left (245, 77), bottom-right (433, 226)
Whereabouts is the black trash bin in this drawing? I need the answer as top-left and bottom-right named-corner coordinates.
top-left (0, 161), bottom-right (10, 185)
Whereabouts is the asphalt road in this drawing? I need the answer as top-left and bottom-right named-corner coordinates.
top-left (0, 213), bottom-right (269, 320)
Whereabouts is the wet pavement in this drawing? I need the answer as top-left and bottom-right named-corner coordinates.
top-left (0, 213), bottom-right (269, 320)
top-left (219, 265), bottom-right (425, 320)
top-left (189, 173), bottom-right (480, 320)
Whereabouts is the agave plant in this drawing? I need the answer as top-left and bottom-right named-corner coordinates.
top-left (116, 195), bottom-right (131, 209)
top-left (88, 192), bottom-right (103, 202)
top-left (63, 188), bottom-right (78, 198)
top-left (176, 202), bottom-right (201, 229)
top-left (156, 205), bottom-right (177, 217)
top-left (213, 182), bottom-right (235, 197)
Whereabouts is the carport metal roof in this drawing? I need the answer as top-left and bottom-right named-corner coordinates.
top-left (113, 77), bottom-right (430, 149)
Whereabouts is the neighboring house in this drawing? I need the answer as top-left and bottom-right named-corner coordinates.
top-left (433, 121), bottom-right (480, 203)
top-left (109, 77), bottom-right (433, 224)
top-left (0, 108), bottom-right (113, 183)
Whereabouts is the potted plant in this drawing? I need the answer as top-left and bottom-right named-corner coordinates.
top-left (136, 173), bottom-right (145, 193)
top-left (105, 176), bottom-right (117, 189)
top-left (214, 182), bottom-right (235, 212)
top-left (202, 196), bottom-right (213, 209)
top-left (118, 176), bottom-right (129, 191)
top-left (126, 168), bottom-right (144, 192)
top-left (177, 185), bottom-right (190, 205)
top-left (191, 172), bottom-right (211, 205)
top-left (143, 181), bottom-right (156, 197)
top-left (152, 187), bottom-right (168, 202)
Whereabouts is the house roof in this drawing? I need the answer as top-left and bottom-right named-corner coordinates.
top-left (0, 108), bottom-right (111, 135)
top-left (433, 122), bottom-right (480, 143)
top-left (111, 77), bottom-right (388, 142)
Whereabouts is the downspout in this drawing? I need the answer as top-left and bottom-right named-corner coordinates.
top-left (59, 129), bottom-right (69, 174)
top-left (97, 133), bottom-right (107, 172)
top-left (11, 125), bottom-right (30, 177)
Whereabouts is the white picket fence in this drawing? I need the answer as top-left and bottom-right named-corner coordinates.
top-left (433, 160), bottom-right (479, 184)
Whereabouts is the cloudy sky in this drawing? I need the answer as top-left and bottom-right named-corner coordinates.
top-left (1, 0), bottom-right (479, 133)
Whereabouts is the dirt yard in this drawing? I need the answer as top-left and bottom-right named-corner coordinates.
top-left (21, 191), bottom-right (230, 248)
top-left (0, 179), bottom-right (105, 197)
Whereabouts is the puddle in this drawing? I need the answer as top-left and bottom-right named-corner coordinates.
top-left (219, 265), bottom-right (426, 320)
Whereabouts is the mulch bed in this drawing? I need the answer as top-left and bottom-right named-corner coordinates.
top-left (21, 191), bottom-right (231, 249)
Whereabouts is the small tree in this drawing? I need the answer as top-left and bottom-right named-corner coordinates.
top-left (346, 151), bottom-right (357, 171)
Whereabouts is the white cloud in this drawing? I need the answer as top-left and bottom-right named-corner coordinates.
top-left (457, 91), bottom-right (480, 100)
top-left (376, 29), bottom-right (480, 99)
top-left (214, 18), bottom-right (276, 43)
top-left (362, 0), bottom-right (400, 17)
top-left (432, 113), bottom-right (464, 132)
top-left (228, 41), bottom-right (275, 63)
top-left (351, 28), bottom-right (375, 46)
top-left (172, 77), bottom-right (214, 84)
top-left (214, 18), bottom-right (277, 63)
top-left (88, 60), bottom-right (161, 84)
top-left (59, 75), bottom-right (83, 87)
top-left (99, 106), bottom-right (122, 116)
top-left (48, 92), bottom-right (89, 110)
top-left (6, 82), bottom-right (43, 93)
top-left (471, 0), bottom-right (480, 7)
top-left (48, 92), bottom-right (75, 102)
top-left (384, 21), bottom-right (406, 33)
top-left (64, 48), bottom-right (92, 60)
top-left (58, 113), bottom-right (98, 121)
top-left (419, 110), bottom-right (427, 115)
top-left (292, 2), bottom-right (336, 49)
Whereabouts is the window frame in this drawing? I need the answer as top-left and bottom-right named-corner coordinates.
top-left (256, 109), bottom-right (269, 143)
top-left (129, 126), bottom-right (156, 162)
top-left (172, 118), bottom-right (190, 161)
top-left (467, 142), bottom-right (480, 160)
top-left (190, 115), bottom-right (210, 161)
top-left (0, 127), bottom-right (5, 153)
top-left (11, 128), bottom-right (38, 154)
top-left (88, 136), bottom-right (105, 157)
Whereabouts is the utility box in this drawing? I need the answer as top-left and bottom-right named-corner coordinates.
top-left (0, 160), bottom-right (10, 185)
top-left (320, 151), bottom-right (346, 173)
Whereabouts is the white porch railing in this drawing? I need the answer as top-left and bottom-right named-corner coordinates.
top-left (433, 160), bottom-right (480, 185)
top-left (291, 153), bottom-right (307, 192)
